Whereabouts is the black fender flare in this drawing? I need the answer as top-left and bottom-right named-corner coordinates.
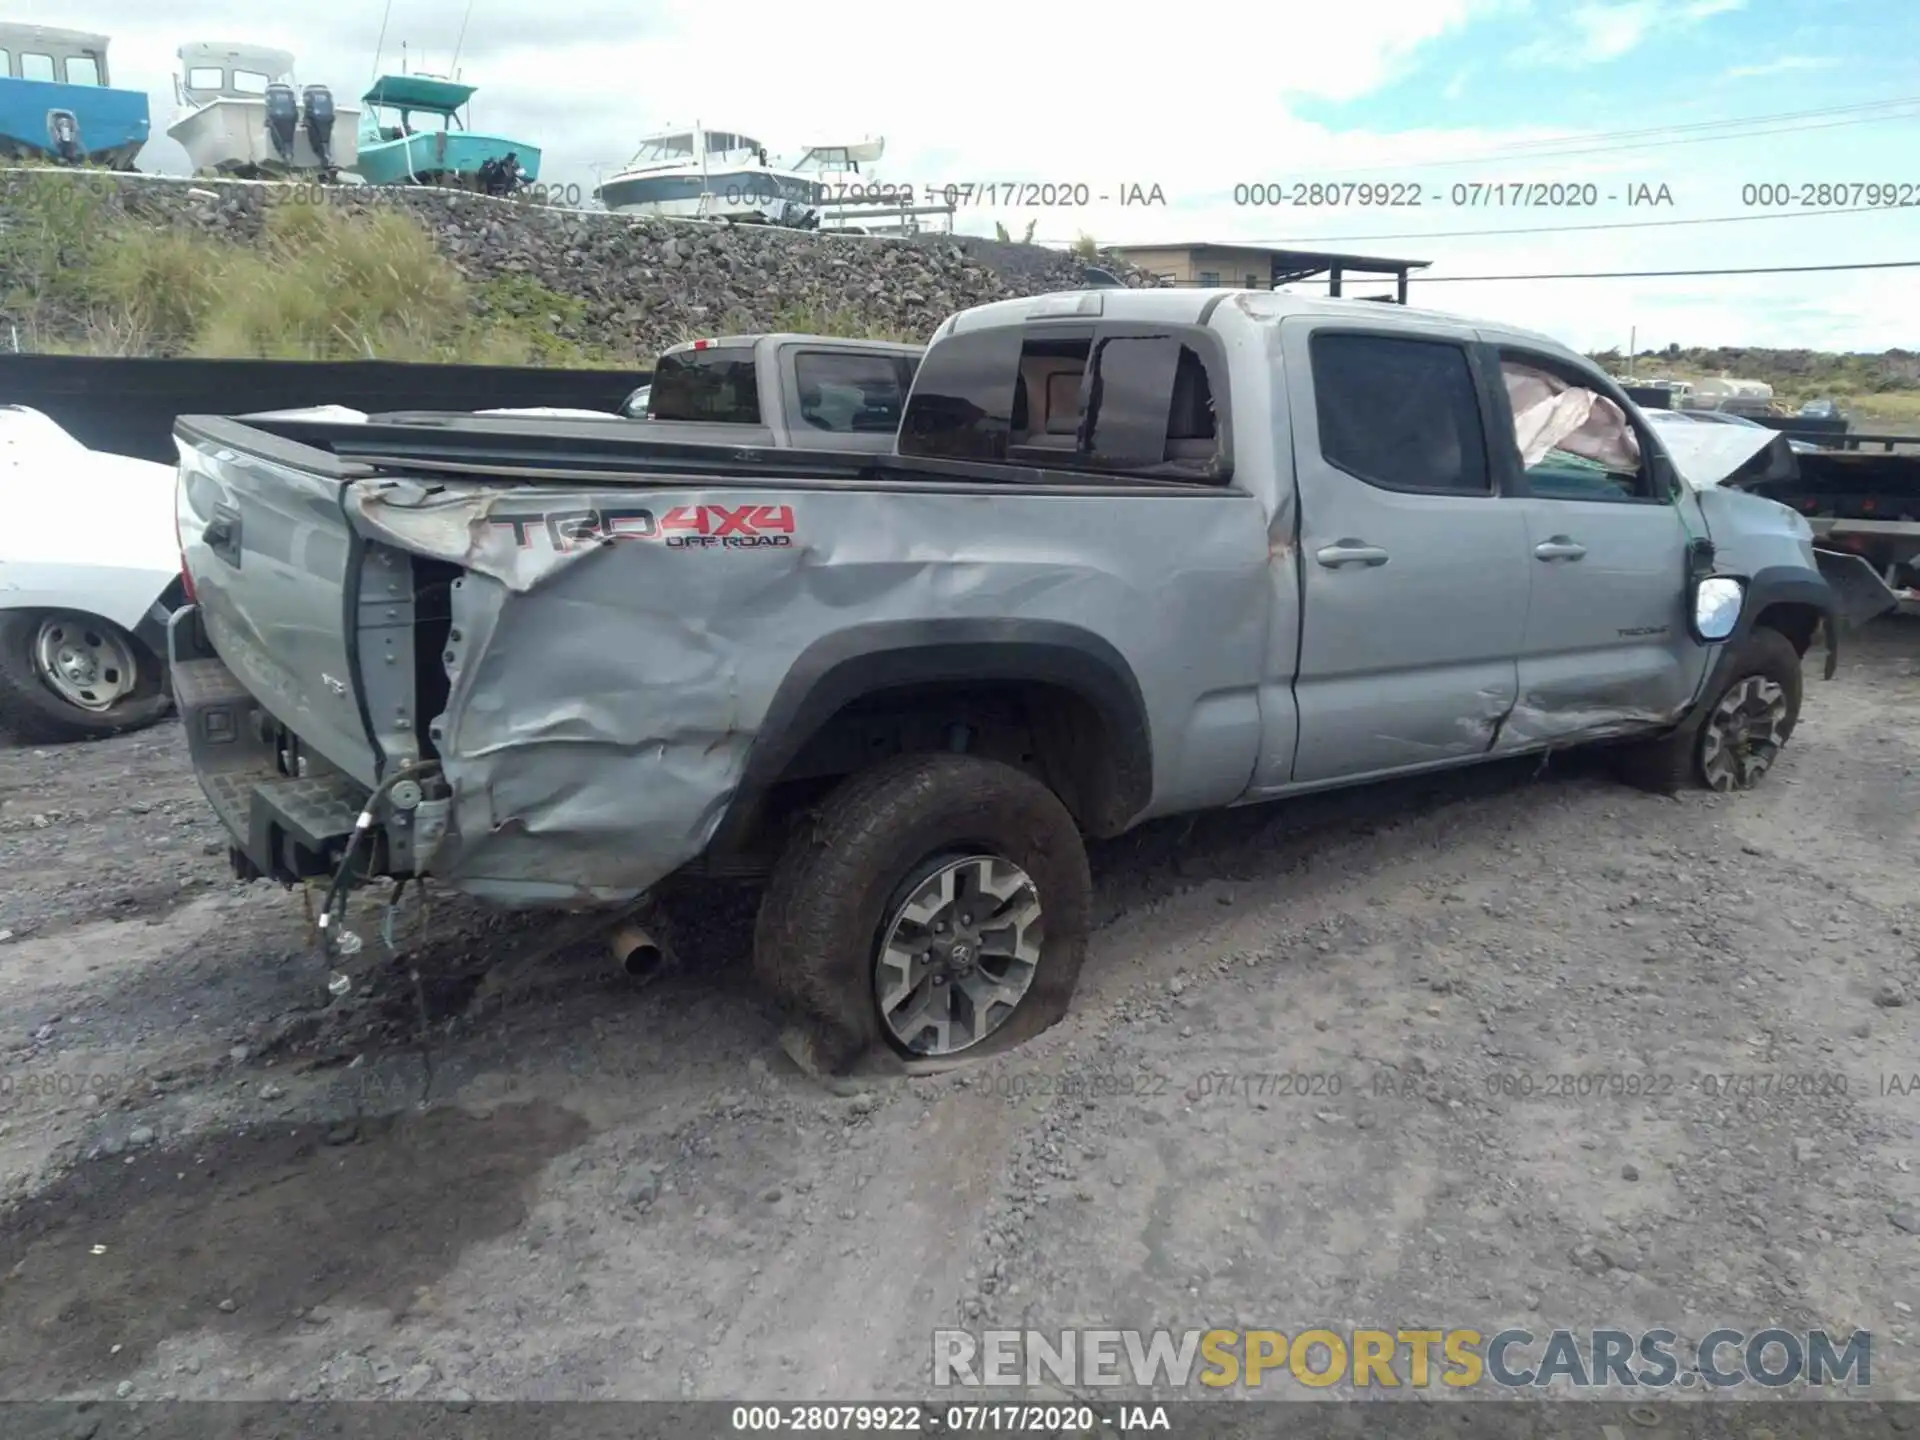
top-left (1727, 564), bottom-right (1841, 681)
top-left (708, 619), bottom-right (1153, 853)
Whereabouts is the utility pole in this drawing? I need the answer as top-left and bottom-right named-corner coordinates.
top-left (1628, 326), bottom-right (1636, 380)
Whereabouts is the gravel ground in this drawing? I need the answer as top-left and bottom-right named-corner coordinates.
top-left (0, 619), bottom-right (1916, 1407)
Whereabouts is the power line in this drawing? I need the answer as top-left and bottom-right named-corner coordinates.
top-left (1034, 201), bottom-right (1913, 248)
top-left (1204, 96), bottom-right (1920, 182)
top-left (1415, 94), bottom-right (1920, 153)
top-left (1229, 202), bottom-right (1914, 246)
top-left (1416, 259), bottom-right (1920, 283)
top-left (1400, 107), bottom-right (1920, 166)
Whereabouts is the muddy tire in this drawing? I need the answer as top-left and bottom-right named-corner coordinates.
top-left (753, 753), bottom-right (1092, 1076)
top-left (1615, 626), bottom-right (1803, 794)
top-left (0, 610), bottom-right (171, 744)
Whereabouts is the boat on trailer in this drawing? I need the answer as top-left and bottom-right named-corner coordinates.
top-left (352, 73), bottom-right (539, 188)
top-left (0, 25), bottom-right (148, 168)
top-left (167, 41), bottom-right (356, 179)
top-left (595, 124), bottom-right (893, 225)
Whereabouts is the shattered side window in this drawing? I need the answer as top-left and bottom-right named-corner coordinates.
top-left (1499, 354), bottom-right (1652, 502)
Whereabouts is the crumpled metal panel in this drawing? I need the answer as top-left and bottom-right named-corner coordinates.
top-left (345, 478), bottom-right (1273, 906)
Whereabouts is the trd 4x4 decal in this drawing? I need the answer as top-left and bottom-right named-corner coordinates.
top-left (487, 504), bottom-right (797, 551)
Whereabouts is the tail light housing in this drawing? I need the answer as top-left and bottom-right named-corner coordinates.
top-left (175, 492), bottom-right (197, 602)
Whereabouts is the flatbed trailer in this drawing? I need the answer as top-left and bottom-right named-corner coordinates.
top-left (1745, 442), bottom-right (1920, 618)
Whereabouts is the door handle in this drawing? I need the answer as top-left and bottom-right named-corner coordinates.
top-left (1316, 540), bottom-right (1389, 568)
top-left (1534, 537), bottom-right (1586, 561)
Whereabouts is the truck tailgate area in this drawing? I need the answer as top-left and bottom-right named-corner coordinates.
top-left (168, 628), bottom-right (375, 880)
top-left (173, 419), bottom-right (457, 883)
top-left (176, 421), bottom-right (383, 788)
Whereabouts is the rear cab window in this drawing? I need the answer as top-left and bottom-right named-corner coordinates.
top-left (792, 349), bottom-right (917, 433)
top-left (1494, 349), bottom-right (1656, 503)
top-left (648, 346), bottom-right (762, 424)
top-left (898, 321), bottom-right (1228, 480)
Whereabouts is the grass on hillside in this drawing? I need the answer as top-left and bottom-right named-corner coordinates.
top-left (0, 172), bottom-right (917, 364)
top-left (1601, 346), bottom-right (1920, 434)
top-left (1615, 373), bottom-right (1920, 434)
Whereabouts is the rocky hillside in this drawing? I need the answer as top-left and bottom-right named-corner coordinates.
top-left (0, 169), bottom-right (1163, 363)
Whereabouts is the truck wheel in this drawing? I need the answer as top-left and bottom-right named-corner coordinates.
top-left (0, 610), bottom-right (171, 744)
top-left (1615, 626), bottom-right (1802, 793)
top-left (753, 753), bottom-right (1092, 1074)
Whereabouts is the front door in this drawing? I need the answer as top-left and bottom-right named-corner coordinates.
top-left (1485, 344), bottom-right (1713, 747)
top-left (1272, 319), bottom-right (1533, 788)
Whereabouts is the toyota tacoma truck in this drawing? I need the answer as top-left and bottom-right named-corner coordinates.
top-left (166, 288), bottom-right (1888, 1077)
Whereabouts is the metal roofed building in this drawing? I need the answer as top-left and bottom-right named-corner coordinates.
top-left (1109, 244), bottom-right (1430, 303)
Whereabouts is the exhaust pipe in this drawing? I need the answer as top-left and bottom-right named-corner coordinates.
top-left (610, 922), bottom-right (664, 980)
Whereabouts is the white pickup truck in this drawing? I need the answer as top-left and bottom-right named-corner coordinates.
top-left (167, 287), bottom-right (1889, 1075)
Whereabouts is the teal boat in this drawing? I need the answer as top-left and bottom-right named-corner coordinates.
top-left (351, 74), bottom-right (539, 188)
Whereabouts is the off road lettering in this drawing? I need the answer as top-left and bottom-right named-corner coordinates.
top-left (488, 508), bottom-right (656, 550)
top-left (660, 504), bottom-right (795, 537)
top-left (485, 505), bottom-right (793, 551)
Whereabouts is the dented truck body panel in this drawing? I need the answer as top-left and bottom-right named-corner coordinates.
top-left (169, 288), bottom-right (1852, 912)
top-left (361, 478), bottom-right (1269, 902)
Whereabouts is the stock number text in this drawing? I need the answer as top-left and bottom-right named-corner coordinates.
top-left (1741, 182), bottom-right (1918, 208)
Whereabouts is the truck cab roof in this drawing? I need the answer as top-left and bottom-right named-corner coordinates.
top-left (659, 333), bottom-right (925, 357)
top-left (938, 287), bottom-right (1592, 371)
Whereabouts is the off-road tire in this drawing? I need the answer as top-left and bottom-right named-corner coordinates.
top-left (753, 753), bottom-right (1092, 1076)
top-left (0, 611), bottom-right (171, 744)
top-left (1614, 625), bottom-right (1803, 793)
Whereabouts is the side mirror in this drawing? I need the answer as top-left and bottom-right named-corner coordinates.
top-left (1690, 574), bottom-right (1743, 644)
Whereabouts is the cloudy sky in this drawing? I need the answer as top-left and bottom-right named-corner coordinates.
top-left (56, 0), bottom-right (1920, 349)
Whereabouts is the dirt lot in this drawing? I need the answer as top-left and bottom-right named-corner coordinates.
top-left (0, 620), bottom-right (1916, 1406)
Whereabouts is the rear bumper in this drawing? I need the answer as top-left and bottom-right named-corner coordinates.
top-left (168, 605), bottom-right (375, 884)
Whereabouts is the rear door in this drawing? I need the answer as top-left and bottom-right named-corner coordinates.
top-left (1277, 319), bottom-right (1531, 785)
top-left (1483, 344), bottom-right (1710, 745)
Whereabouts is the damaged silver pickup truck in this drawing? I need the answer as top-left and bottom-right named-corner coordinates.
top-left (167, 288), bottom-right (1893, 1076)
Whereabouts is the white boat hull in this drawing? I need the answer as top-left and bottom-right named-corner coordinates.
top-left (596, 164), bottom-right (830, 219)
top-left (168, 97), bottom-right (359, 175)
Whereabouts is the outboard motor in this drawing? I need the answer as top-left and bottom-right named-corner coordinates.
top-left (47, 111), bottom-right (84, 165)
top-left (263, 84), bottom-right (299, 166)
top-left (301, 86), bottom-right (336, 172)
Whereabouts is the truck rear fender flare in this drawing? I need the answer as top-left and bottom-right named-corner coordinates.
top-left (711, 620), bottom-right (1154, 851)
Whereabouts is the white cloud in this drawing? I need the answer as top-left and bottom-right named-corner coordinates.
top-left (1512, 0), bottom-right (1745, 68)
top-left (1723, 55), bottom-right (1841, 79)
top-left (89, 0), bottom-right (1507, 187)
top-left (49, 0), bottom-right (1915, 347)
